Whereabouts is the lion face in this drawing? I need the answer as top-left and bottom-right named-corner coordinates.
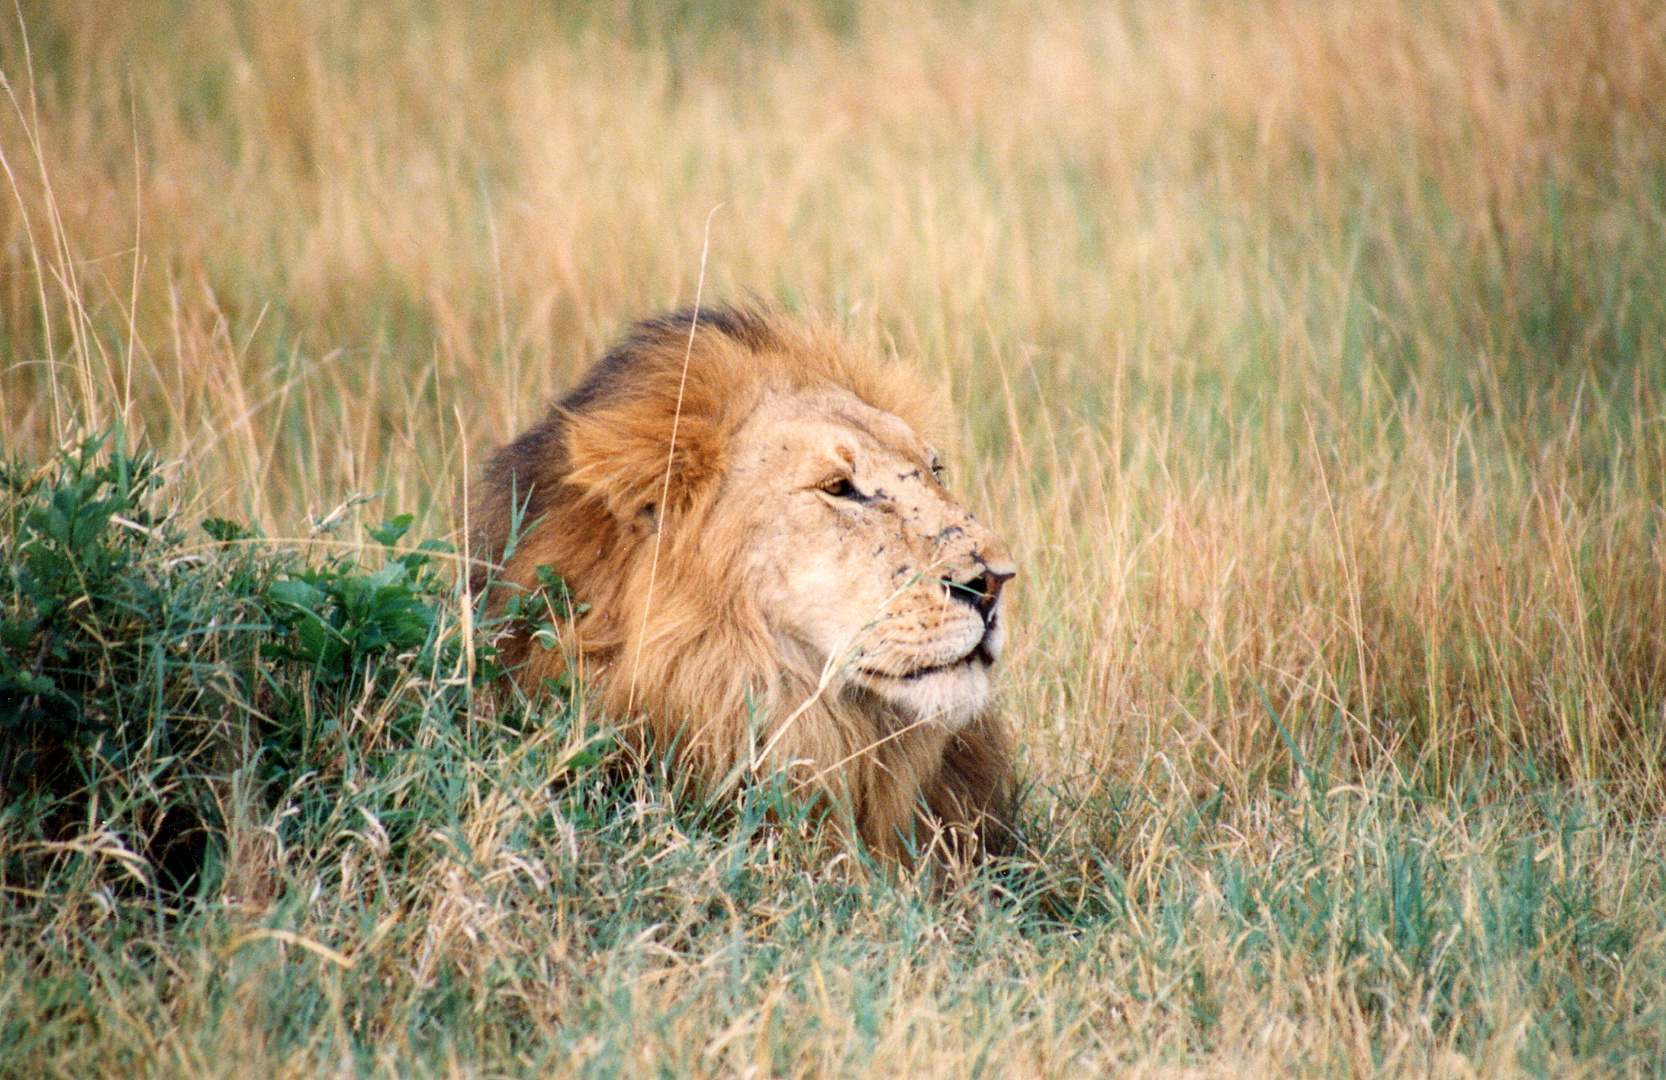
top-left (723, 384), bottom-right (1015, 731)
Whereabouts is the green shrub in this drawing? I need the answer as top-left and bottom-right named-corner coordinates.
top-left (0, 431), bottom-right (556, 901)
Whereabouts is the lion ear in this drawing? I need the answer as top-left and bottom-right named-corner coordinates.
top-left (561, 401), bottom-right (728, 526)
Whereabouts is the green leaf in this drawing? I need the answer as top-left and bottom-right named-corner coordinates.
top-left (294, 612), bottom-right (346, 667)
top-left (367, 514), bottom-right (414, 547)
top-left (267, 579), bottom-right (326, 612)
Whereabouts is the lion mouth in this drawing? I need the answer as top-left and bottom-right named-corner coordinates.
top-left (858, 638), bottom-right (997, 683)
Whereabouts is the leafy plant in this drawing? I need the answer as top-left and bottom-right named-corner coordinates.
top-left (1, 433), bottom-right (173, 776)
top-left (0, 432), bottom-right (583, 901)
top-left (261, 514), bottom-right (454, 683)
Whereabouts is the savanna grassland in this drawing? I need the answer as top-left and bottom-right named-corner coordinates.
top-left (4, 0), bottom-right (1666, 1076)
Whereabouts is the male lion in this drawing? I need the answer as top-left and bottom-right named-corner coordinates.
top-left (469, 305), bottom-right (1017, 865)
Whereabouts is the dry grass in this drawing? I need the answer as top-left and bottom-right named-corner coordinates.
top-left (3, 0), bottom-right (1666, 1076)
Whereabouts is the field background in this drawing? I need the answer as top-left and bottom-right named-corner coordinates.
top-left (4, 0), bottom-right (1666, 1076)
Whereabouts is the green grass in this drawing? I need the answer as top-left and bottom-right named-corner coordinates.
top-left (4, 0), bottom-right (1666, 1075)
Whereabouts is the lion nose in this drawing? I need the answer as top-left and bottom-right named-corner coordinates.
top-left (945, 565), bottom-right (1014, 622)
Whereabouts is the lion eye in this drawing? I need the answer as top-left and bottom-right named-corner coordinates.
top-left (822, 477), bottom-right (858, 498)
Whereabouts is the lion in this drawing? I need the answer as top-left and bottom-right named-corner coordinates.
top-left (468, 304), bottom-right (1017, 866)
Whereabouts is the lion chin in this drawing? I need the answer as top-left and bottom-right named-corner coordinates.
top-left (469, 304), bottom-right (1018, 867)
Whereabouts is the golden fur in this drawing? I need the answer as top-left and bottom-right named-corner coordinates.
top-left (469, 305), bottom-right (1016, 865)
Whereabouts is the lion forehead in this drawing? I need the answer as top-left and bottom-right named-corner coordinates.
top-left (734, 386), bottom-right (937, 478)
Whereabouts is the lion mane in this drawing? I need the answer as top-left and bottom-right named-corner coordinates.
top-left (469, 305), bottom-right (1016, 865)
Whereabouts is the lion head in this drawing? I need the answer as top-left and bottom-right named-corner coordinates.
top-left (470, 305), bottom-right (1017, 864)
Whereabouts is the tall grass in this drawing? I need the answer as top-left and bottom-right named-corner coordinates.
top-left (3, 0), bottom-right (1665, 1075)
